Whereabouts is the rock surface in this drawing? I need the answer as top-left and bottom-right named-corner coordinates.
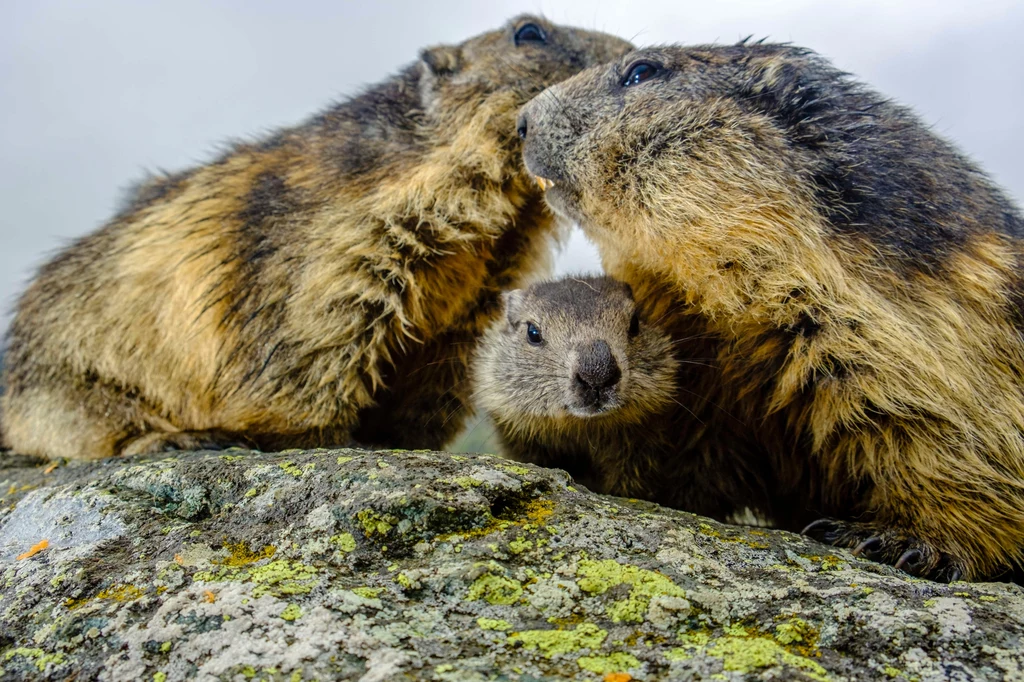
top-left (1, 449), bottom-right (1023, 681)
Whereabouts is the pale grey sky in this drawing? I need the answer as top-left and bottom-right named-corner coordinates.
top-left (2, 0), bottom-right (1022, 334)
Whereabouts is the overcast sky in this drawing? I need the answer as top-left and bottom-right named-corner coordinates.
top-left (2, 0), bottom-right (1022, 335)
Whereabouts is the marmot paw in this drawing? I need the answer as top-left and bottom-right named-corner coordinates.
top-left (121, 430), bottom-right (254, 456)
top-left (800, 518), bottom-right (965, 582)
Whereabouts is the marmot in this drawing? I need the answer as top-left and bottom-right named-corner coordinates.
top-left (0, 16), bottom-right (632, 460)
top-left (474, 274), bottom-right (778, 521)
top-left (517, 43), bottom-right (1024, 582)
top-left (473, 275), bottom-right (775, 519)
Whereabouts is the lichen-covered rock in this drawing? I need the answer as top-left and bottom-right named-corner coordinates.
top-left (1, 449), bottom-right (1022, 681)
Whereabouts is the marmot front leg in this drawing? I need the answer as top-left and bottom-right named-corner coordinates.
top-left (801, 431), bottom-right (1024, 582)
top-left (120, 429), bottom-right (254, 456)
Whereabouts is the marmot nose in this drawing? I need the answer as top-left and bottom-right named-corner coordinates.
top-left (516, 113), bottom-right (529, 140)
top-left (574, 340), bottom-right (621, 393)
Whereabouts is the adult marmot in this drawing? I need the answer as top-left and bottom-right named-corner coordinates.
top-left (0, 16), bottom-right (631, 460)
top-left (518, 43), bottom-right (1024, 581)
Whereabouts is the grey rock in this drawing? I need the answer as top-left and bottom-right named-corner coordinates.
top-left (1, 449), bottom-right (1022, 681)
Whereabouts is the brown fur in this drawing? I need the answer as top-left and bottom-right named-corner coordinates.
top-left (519, 43), bottom-right (1024, 581)
top-left (0, 17), bottom-right (632, 460)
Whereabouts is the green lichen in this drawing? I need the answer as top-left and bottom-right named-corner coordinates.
top-left (352, 587), bottom-right (384, 599)
top-left (467, 574), bottom-right (523, 605)
top-left (195, 559), bottom-right (318, 598)
top-left (160, 642), bottom-right (172, 653)
top-left (356, 509), bottom-right (396, 538)
top-left (509, 623), bottom-right (607, 658)
top-left (666, 648), bottom-right (692, 661)
top-left (477, 617), bottom-right (513, 631)
top-left (336, 456), bottom-right (354, 465)
top-left (979, 595), bottom-right (997, 602)
top-left (329, 533), bottom-right (356, 552)
top-left (450, 476), bottom-right (482, 489)
top-left (691, 635), bottom-right (830, 681)
top-left (508, 537), bottom-right (533, 554)
top-left (774, 618), bottom-right (819, 651)
top-left (154, 672), bottom-right (167, 682)
top-left (819, 555), bottom-right (844, 571)
top-left (884, 666), bottom-right (904, 678)
top-left (2, 647), bottom-right (67, 672)
top-left (279, 461), bottom-right (304, 478)
top-left (576, 559), bottom-right (687, 623)
top-left (249, 560), bottom-right (318, 597)
top-left (577, 652), bottom-right (641, 674)
top-left (243, 487), bottom-right (260, 498)
top-left (497, 464), bottom-right (530, 476)
top-left (280, 603), bottom-right (302, 621)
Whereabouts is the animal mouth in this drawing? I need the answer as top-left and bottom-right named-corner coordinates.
top-left (533, 175), bottom-right (556, 191)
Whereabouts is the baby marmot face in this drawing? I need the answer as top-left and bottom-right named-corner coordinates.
top-left (517, 44), bottom-right (826, 250)
top-left (475, 276), bottom-right (678, 430)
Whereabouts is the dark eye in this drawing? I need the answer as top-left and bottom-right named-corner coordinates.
top-left (514, 23), bottom-right (547, 46)
top-left (526, 321), bottom-right (543, 345)
top-left (628, 312), bottom-right (640, 338)
top-left (622, 61), bottom-right (661, 87)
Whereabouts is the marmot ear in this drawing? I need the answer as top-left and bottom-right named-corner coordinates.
top-left (502, 290), bottom-right (524, 329)
top-left (419, 45), bottom-right (463, 78)
top-left (744, 53), bottom-right (820, 126)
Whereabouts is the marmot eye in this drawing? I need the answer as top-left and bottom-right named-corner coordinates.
top-left (623, 61), bottom-right (661, 87)
top-left (526, 321), bottom-right (544, 345)
top-left (514, 23), bottom-right (547, 46)
top-left (628, 312), bottom-right (640, 338)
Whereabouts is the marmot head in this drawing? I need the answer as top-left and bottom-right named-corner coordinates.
top-left (418, 16), bottom-right (633, 145)
top-left (517, 42), bottom-right (1019, 295)
top-left (517, 44), bottom-right (848, 261)
top-left (518, 44), bottom-right (992, 300)
top-left (474, 276), bottom-right (678, 436)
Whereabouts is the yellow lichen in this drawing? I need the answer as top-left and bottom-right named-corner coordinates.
top-left (509, 623), bottom-right (607, 657)
top-left (466, 573), bottom-right (523, 605)
top-left (577, 652), bottom-right (640, 674)
top-left (477, 617), bottom-right (513, 631)
top-left (356, 509), bottom-right (397, 538)
top-left (280, 603), bottom-right (302, 621)
top-left (218, 542), bottom-right (277, 567)
top-left (2, 648), bottom-right (66, 672)
top-left (576, 559), bottom-right (686, 623)
top-left (329, 533), bottom-right (357, 552)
